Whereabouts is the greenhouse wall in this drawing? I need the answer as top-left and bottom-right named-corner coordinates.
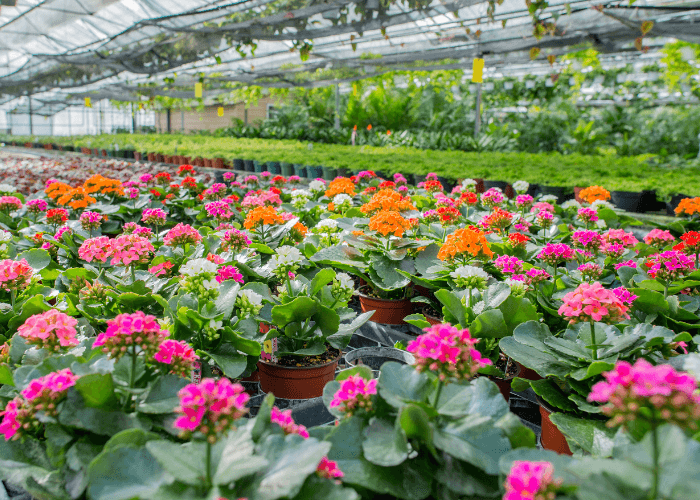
top-left (155, 97), bottom-right (277, 133)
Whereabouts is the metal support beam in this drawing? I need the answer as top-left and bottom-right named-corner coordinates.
top-left (166, 108), bottom-right (171, 133)
top-left (474, 82), bottom-right (482, 137)
top-left (28, 95), bottom-right (33, 135)
top-left (334, 83), bottom-right (341, 130)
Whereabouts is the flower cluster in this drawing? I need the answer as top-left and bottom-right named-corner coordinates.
top-left (174, 378), bottom-right (249, 443)
top-left (270, 406), bottom-right (310, 438)
top-left (79, 211), bottom-right (104, 232)
top-left (537, 243), bottom-right (575, 266)
top-left (236, 289), bottom-right (263, 318)
top-left (481, 188), bottom-right (504, 207)
top-left (216, 265), bottom-right (244, 284)
top-left (220, 228), bottom-right (252, 253)
top-left (558, 281), bottom-right (630, 324)
top-left (269, 246), bottom-right (304, 279)
top-left (407, 323), bottom-right (491, 381)
top-left (479, 207), bottom-right (513, 233)
top-left (94, 311), bottom-right (169, 361)
top-left (438, 226), bottom-right (493, 262)
top-left (494, 255), bottom-right (524, 275)
top-left (572, 230), bottom-right (604, 252)
top-left (579, 185), bottom-right (611, 204)
top-left (450, 265), bottom-right (489, 289)
top-left (46, 208), bottom-right (68, 225)
top-left (0, 258), bottom-right (33, 292)
top-left (645, 250), bottom-right (695, 281)
top-left (675, 197), bottom-right (700, 217)
top-left (589, 359), bottom-right (700, 430)
top-left (0, 196), bottom-right (22, 212)
top-left (243, 206), bottom-right (285, 229)
top-left (141, 208), bottom-right (167, 226)
top-left (578, 262), bottom-right (603, 281)
top-left (360, 189), bottom-right (415, 216)
top-left (205, 200), bottom-right (234, 221)
top-left (331, 272), bottom-right (354, 302)
top-left (577, 207), bottom-right (599, 224)
top-left (503, 461), bottom-right (561, 500)
top-left (17, 310), bottom-right (79, 351)
top-left (317, 457), bottom-right (344, 481)
top-left (153, 339), bottom-right (199, 378)
top-left (110, 234), bottom-right (154, 267)
top-left (163, 223), bottom-right (202, 247)
top-left (515, 194), bottom-right (534, 210)
top-left (180, 258), bottom-right (220, 302)
top-left (368, 210), bottom-right (412, 237)
top-left (26, 199), bottom-right (48, 214)
top-left (325, 177), bottom-right (356, 198)
top-left (329, 374), bottom-right (378, 417)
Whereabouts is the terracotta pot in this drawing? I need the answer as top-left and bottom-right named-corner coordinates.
top-left (214, 158), bottom-right (225, 169)
top-left (81, 147), bottom-right (91, 155)
top-left (474, 178), bottom-right (485, 194)
top-left (359, 290), bottom-right (413, 325)
top-left (24, 142), bottom-right (32, 148)
top-left (147, 152), bottom-right (156, 162)
top-left (516, 362), bottom-right (543, 381)
top-left (134, 152), bottom-right (143, 161)
top-left (101, 149), bottom-right (107, 157)
top-left (204, 158), bottom-right (213, 169)
top-left (156, 154), bottom-right (165, 163)
top-left (505, 183), bottom-right (515, 199)
top-left (257, 353), bottom-right (341, 399)
top-left (487, 362), bottom-right (521, 403)
top-left (164, 155), bottom-right (173, 164)
top-left (44, 144), bottom-right (53, 150)
top-left (537, 396), bottom-right (573, 455)
top-left (574, 186), bottom-right (584, 203)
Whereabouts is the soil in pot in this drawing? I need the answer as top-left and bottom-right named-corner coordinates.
top-left (486, 354), bottom-right (519, 402)
top-left (358, 285), bottom-right (413, 325)
top-left (257, 346), bottom-right (341, 399)
top-left (422, 304), bottom-right (443, 326)
top-left (537, 396), bottom-right (573, 455)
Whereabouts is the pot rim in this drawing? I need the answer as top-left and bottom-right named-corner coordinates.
top-left (257, 351), bottom-right (342, 371)
top-left (488, 359), bottom-right (521, 382)
top-left (357, 286), bottom-right (412, 304)
top-left (535, 394), bottom-right (556, 414)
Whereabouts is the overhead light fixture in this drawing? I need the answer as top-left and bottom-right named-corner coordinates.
top-left (0, 0), bottom-right (18, 6)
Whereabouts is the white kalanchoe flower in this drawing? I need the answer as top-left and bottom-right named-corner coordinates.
top-left (237, 289), bottom-right (264, 318)
top-left (180, 258), bottom-right (218, 276)
top-left (591, 199), bottom-right (614, 210)
top-left (539, 195), bottom-right (559, 203)
top-left (512, 180), bottom-right (529, 194)
top-left (505, 278), bottom-right (527, 298)
top-left (315, 219), bottom-right (339, 231)
top-left (561, 199), bottom-right (582, 211)
top-left (309, 180), bottom-right (325, 192)
top-left (292, 189), bottom-right (312, 199)
top-left (0, 184), bottom-right (15, 193)
top-left (462, 178), bottom-right (477, 189)
top-left (331, 272), bottom-right (355, 302)
top-left (0, 230), bottom-right (12, 256)
top-left (269, 245), bottom-right (304, 278)
top-left (332, 194), bottom-right (352, 206)
top-left (450, 265), bottom-right (489, 290)
top-left (336, 272), bottom-right (354, 289)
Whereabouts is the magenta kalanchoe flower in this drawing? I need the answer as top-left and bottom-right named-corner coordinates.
top-left (173, 378), bottom-right (249, 443)
top-left (79, 211), bottom-right (103, 232)
top-left (531, 202), bottom-right (555, 214)
top-left (153, 339), bottom-right (199, 378)
top-left (94, 311), bottom-right (169, 362)
top-left (481, 188), bottom-right (505, 208)
top-left (588, 359), bottom-right (700, 430)
top-left (602, 229), bottom-right (638, 248)
top-left (537, 243), bottom-right (575, 266)
top-left (223, 172), bottom-right (236, 182)
top-left (26, 199), bottom-right (48, 214)
top-left (55, 226), bottom-right (72, 243)
top-left (163, 223), bottom-right (202, 247)
top-left (558, 282), bottom-right (630, 324)
top-left (329, 374), bottom-right (378, 417)
top-left (644, 229), bottom-right (675, 248)
top-left (578, 262), bottom-right (603, 281)
top-left (645, 250), bottom-right (694, 281)
top-left (216, 265), bottom-right (244, 284)
top-left (571, 230), bottom-right (604, 252)
top-left (614, 259), bottom-right (637, 270)
top-left (407, 323), bottom-right (491, 382)
top-left (270, 406), bottom-right (310, 438)
top-left (611, 287), bottom-right (638, 308)
top-left (494, 255), bottom-right (524, 275)
top-left (220, 228), bottom-right (251, 253)
top-left (141, 208), bottom-right (167, 226)
top-left (0, 369), bottom-right (79, 441)
top-left (503, 461), bottom-right (561, 500)
top-left (525, 268), bottom-right (551, 285)
top-left (535, 210), bottom-right (554, 228)
top-left (577, 207), bottom-right (598, 224)
top-left (205, 200), bottom-right (233, 221)
top-left (0, 196), bottom-right (22, 213)
top-left (17, 310), bottom-right (79, 352)
top-left (316, 457), bottom-right (344, 481)
top-left (601, 242), bottom-right (626, 259)
top-left (515, 194), bottom-right (534, 210)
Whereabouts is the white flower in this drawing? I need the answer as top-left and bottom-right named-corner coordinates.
top-left (270, 245), bottom-right (303, 272)
top-left (316, 219), bottom-right (338, 230)
top-left (591, 199), bottom-right (614, 210)
top-left (450, 265), bottom-right (489, 280)
top-left (240, 289), bottom-right (263, 306)
top-left (336, 272), bottom-right (354, 289)
top-left (208, 319), bottom-right (223, 330)
top-left (309, 180), bottom-right (325, 192)
top-left (462, 178), bottom-right (477, 188)
top-left (333, 194), bottom-right (352, 205)
top-left (292, 189), bottom-right (311, 199)
top-left (179, 258), bottom-right (218, 276)
top-left (512, 180), bottom-right (529, 193)
top-left (0, 184), bottom-right (15, 193)
top-left (561, 200), bottom-right (582, 210)
top-left (0, 230), bottom-right (12, 242)
top-left (539, 195), bottom-right (559, 203)
top-left (202, 278), bottom-right (220, 290)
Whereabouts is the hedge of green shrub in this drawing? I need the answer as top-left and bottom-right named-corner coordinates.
top-left (3, 133), bottom-right (699, 197)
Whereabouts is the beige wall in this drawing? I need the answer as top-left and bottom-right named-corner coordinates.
top-left (155, 97), bottom-right (278, 133)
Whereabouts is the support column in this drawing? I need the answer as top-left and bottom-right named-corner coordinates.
top-left (166, 108), bottom-right (171, 133)
top-left (474, 82), bottom-right (482, 137)
top-left (28, 95), bottom-right (33, 136)
top-left (335, 82), bottom-right (340, 130)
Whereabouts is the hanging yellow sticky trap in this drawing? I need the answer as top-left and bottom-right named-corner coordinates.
top-left (195, 83), bottom-right (203, 98)
top-left (138, 102), bottom-right (144, 110)
top-left (352, 83), bottom-right (358, 97)
top-left (84, 97), bottom-right (92, 108)
top-left (217, 107), bottom-right (224, 117)
top-left (472, 58), bottom-right (484, 83)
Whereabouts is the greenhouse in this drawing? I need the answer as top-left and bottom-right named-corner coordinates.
top-left (2, 1), bottom-right (700, 500)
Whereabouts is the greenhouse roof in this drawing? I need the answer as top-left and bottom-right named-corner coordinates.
top-left (1, 0), bottom-right (700, 115)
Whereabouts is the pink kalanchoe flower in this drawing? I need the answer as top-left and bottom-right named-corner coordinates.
top-left (223, 172), bottom-right (236, 181)
top-left (288, 175), bottom-right (301, 183)
top-left (329, 374), bottom-right (378, 417)
top-left (122, 222), bottom-right (153, 238)
top-left (644, 229), bottom-right (675, 248)
top-left (645, 250), bottom-right (694, 281)
top-left (207, 253), bottom-right (225, 265)
top-left (163, 223), bottom-right (202, 247)
top-left (481, 188), bottom-right (505, 208)
top-left (270, 406), bottom-right (310, 438)
top-left (0, 258), bottom-right (33, 292)
top-left (397, 186), bottom-right (409, 194)
top-left (535, 210), bottom-right (554, 228)
top-left (406, 323), bottom-right (491, 382)
top-left (513, 218), bottom-right (532, 232)
top-left (578, 262), bottom-right (603, 281)
top-left (26, 199), bottom-right (48, 214)
top-left (571, 230), bottom-right (604, 252)
top-left (612, 287), bottom-right (638, 307)
top-left (0, 196), bottom-right (22, 213)
top-left (603, 229), bottom-right (639, 248)
top-left (110, 234), bottom-right (154, 266)
top-left (149, 261), bottom-right (174, 277)
top-left (537, 243), bottom-right (575, 266)
top-left (515, 194), bottom-right (534, 210)
top-left (153, 339), bottom-right (199, 378)
top-left (216, 265), bottom-right (244, 284)
top-left (558, 281), bottom-right (630, 324)
top-left (79, 211), bottom-right (103, 232)
top-left (94, 311), bottom-right (169, 362)
top-left (503, 461), bottom-right (561, 500)
top-left (494, 255), bottom-right (524, 275)
top-left (139, 174), bottom-right (153, 183)
top-left (173, 378), bottom-right (249, 443)
top-left (614, 259), bottom-right (637, 270)
top-left (127, 187), bottom-right (140, 199)
top-left (577, 207), bottom-right (599, 224)
top-left (78, 236), bottom-right (113, 263)
top-left (141, 208), bottom-right (167, 226)
top-left (205, 200), bottom-right (233, 221)
top-left (316, 457), bottom-right (344, 481)
top-left (0, 369), bottom-right (79, 441)
top-left (55, 226), bottom-right (72, 243)
top-left (531, 202), bottom-right (555, 214)
top-left (231, 181), bottom-right (243, 188)
top-left (17, 309), bottom-right (79, 351)
top-left (589, 359), bottom-right (700, 430)
top-left (601, 242), bottom-right (626, 259)
top-left (221, 228), bottom-right (252, 253)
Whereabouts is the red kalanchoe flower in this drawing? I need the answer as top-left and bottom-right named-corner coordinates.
top-left (46, 208), bottom-right (68, 225)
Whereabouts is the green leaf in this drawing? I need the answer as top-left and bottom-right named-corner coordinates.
top-left (399, 403), bottom-right (433, 443)
top-left (336, 365), bottom-right (374, 382)
top-left (311, 304), bottom-right (340, 337)
top-left (549, 412), bottom-right (616, 457)
top-left (146, 441), bottom-right (206, 485)
top-left (403, 313), bottom-right (431, 330)
top-left (499, 296), bottom-right (540, 335)
top-left (271, 296), bottom-right (318, 325)
top-left (74, 373), bottom-right (115, 408)
top-left (529, 378), bottom-right (577, 412)
top-left (629, 288), bottom-right (669, 314)
top-left (377, 362), bottom-right (432, 408)
top-left (204, 344), bottom-right (247, 378)
top-left (102, 428), bottom-right (162, 453)
top-left (470, 309), bottom-right (508, 338)
top-left (138, 375), bottom-right (190, 414)
top-left (309, 268), bottom-right (336, 296)
top-left (88, 446), bottom-right (173, 500)
top-left (0, 364), bottom-right (13, 386)
top-left (362, 416), bottom-right (409, 466)
top-left (212, 427), bottom-right (269, 484)
top-left (17, 248), bottom-right (51, 271)
top-left (58, 389), bottom-right (151, 436)
top-left (214, 280), bottom-right (240, 319)
top-left (435, 288), bottom-right (467, 327)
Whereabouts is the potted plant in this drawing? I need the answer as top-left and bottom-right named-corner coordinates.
top-left (280, 161), bottom-right (294, 176)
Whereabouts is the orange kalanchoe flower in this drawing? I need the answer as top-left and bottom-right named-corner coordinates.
top-left (368, 210), bottom-right (412, 237)
top-left (45, 181), bottom-right (72, 201)
top-left (578, 185), bottom-right (611, 204)
top-left (438, 226), bottom-right (493, 262)
top-left (675, 197), bottom-right (700, 217)
top-left (291, 222), bottom-right (308, 241)
top-left (325, 177), bottom-right (356, 198)
top-left (83, 174), bottom-right (124, 196)
top-left (243, 206), bottom-right (285, 229)
top-left (361, 189), bottom-right (416, 216)
top-left (56, 187), bottom-right (97, 210)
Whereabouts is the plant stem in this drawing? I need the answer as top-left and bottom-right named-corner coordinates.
top-left (590, 319), bottom-right (598, 361)
top-left (205, 441), bottom-right (212, 489)
top-left (663, 283), bottom-right (669, 299)
top-left (10, 289), bottom-right (15, 310)
top-left (123, 344), bottom-right (137, 411)
top-left (131, 265), bottom-right (136, 282)
top-left (551, 266), bottom-right (557, 298)
top-left (650, 416), bottom-right (660, 500)
top-left (433, 381), bottom-right (444, 408)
